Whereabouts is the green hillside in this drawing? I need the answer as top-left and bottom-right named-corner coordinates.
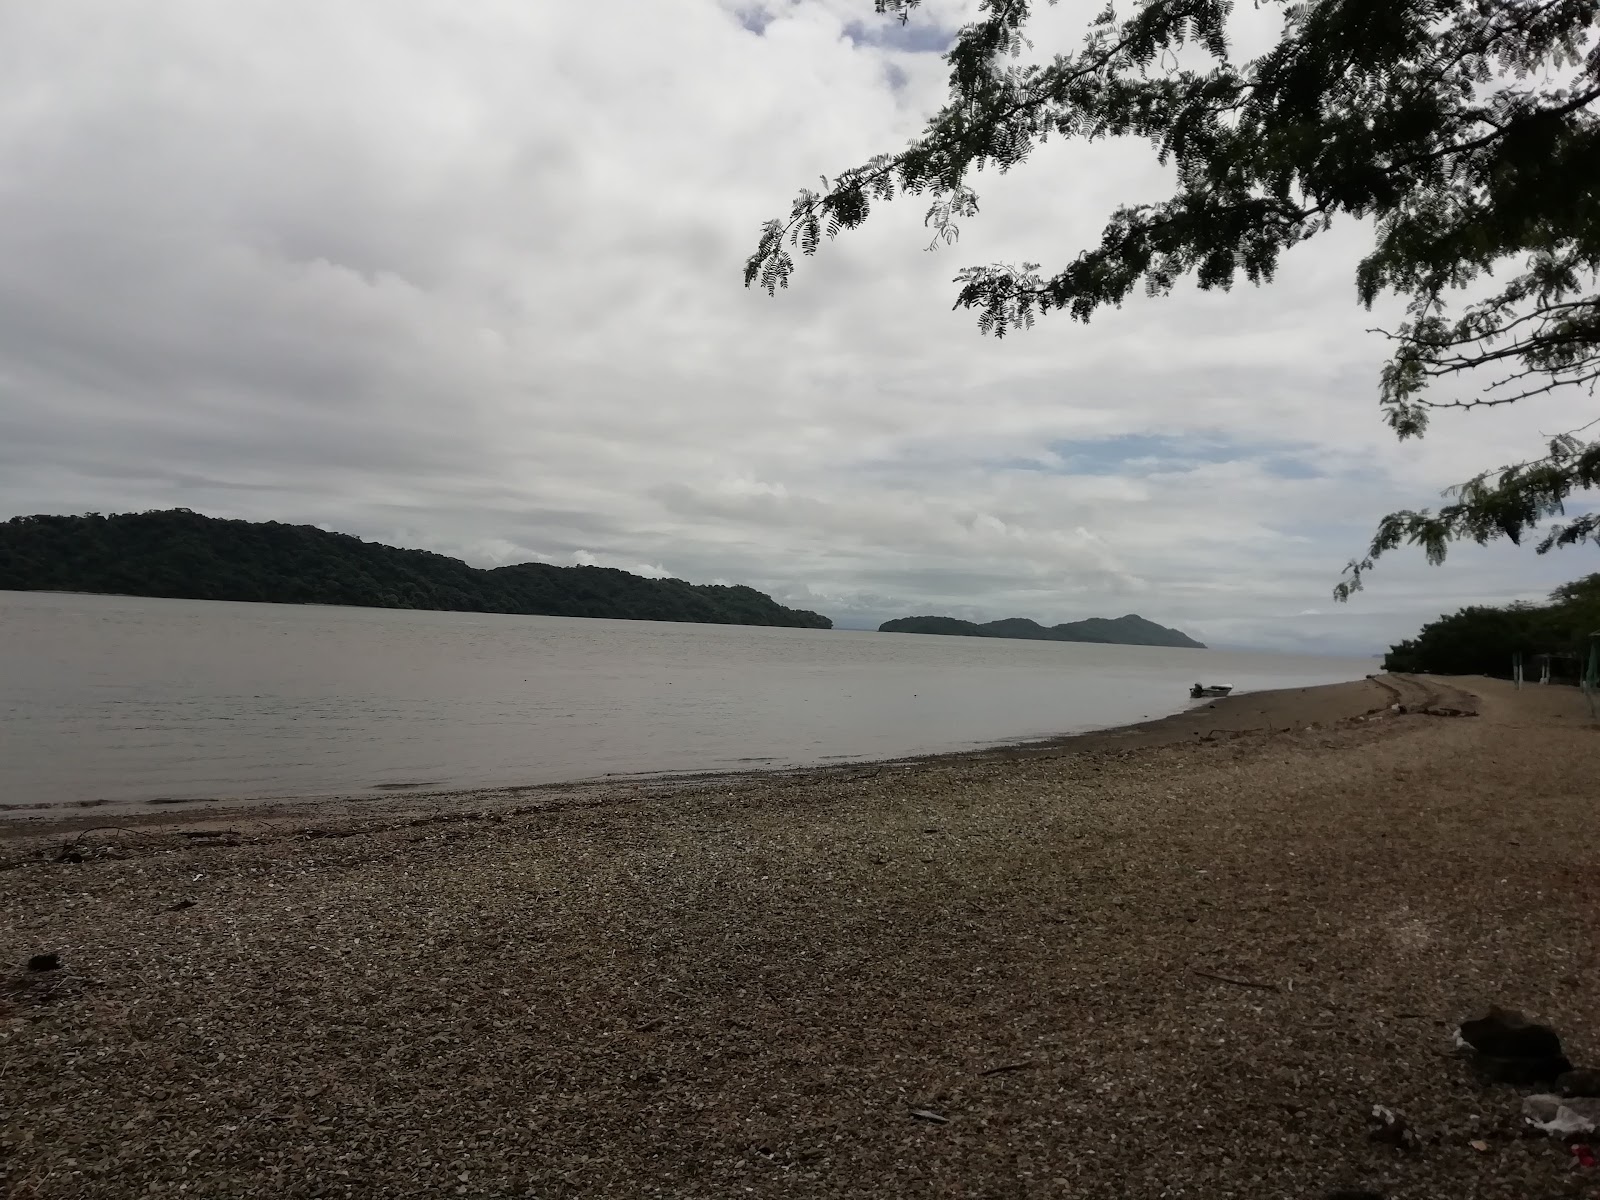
top-left (0, 510), bottom-right (832, 629)
top-left (879, 612), bottom-right (1204, 649)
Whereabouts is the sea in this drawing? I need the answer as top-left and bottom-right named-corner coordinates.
top-left (0, 590), bottom-right (1372, 812)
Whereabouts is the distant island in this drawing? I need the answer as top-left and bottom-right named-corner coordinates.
top-left (879, 613), bottom-right (1205, 649)
top-left (0, 510), bottom-right (832, 629)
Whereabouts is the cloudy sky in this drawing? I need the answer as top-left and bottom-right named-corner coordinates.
top-left (1, 1), bottom-right (1593, 652)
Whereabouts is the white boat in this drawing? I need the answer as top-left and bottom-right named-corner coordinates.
top-left (1189, 683), bottom-right (1232, 699)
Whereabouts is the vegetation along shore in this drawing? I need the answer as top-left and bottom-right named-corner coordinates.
top-left (1384, 574), bottom-right (1600, 680)
top-left (5, 674), bottom-right (1597, 1199)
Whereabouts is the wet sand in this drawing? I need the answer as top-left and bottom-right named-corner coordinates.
top-left (3, 674), bottom-right (1598, 1198)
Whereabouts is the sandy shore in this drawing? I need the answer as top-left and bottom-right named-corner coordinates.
top-left (3, 674), bottom-right (1598, 1198)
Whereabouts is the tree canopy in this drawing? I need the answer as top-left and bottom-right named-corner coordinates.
top-left (1383, 571), bottom-right (1600, 674)
top-left (745, 0), bottom-right (1600, 596)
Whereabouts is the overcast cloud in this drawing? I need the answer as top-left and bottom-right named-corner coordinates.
top-left (0, 0), bottom-right (1593, 652)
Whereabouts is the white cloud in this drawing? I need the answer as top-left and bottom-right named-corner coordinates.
top-left (0, 0), bottom-right (1592, 656)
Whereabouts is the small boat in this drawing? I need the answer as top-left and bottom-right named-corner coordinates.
top-left (1190, 682), bottom-right (1232, 699)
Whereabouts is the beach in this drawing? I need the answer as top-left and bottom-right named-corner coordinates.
top-left (3, 674), bottom-right (1597, 1198)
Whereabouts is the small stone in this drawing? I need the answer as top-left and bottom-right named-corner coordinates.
top-left (1368, 1105), bottom-right (1418, 1152)
top-left (1559, 1069), bottom-right (1600, 1098)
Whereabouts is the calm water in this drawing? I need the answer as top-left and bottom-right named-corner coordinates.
top-left (1, 591), bottom-right (1371, 811)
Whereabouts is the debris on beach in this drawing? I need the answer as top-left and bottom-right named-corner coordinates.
top-left (1324, 1191), bottom-right (1386, 1200)
top-left (1367, 1105), bottom-right (1419, 1152)
top-left (1454, 1006), bottom-right (1573, 1083)
top-left (26, 952), bottom-right (60, 972)
top-left (907, 1108), bottom-right (950, 1125)
top-left (51, 826), bottom-right (133, 864)
top-left (1523, 1094), bottom-right (1600, 1139)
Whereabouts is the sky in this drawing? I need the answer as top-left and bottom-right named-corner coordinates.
top-left (0, 0), bottom-right (1594, 653)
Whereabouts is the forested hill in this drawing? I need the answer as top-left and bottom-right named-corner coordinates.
top-left (879, 613), bottom-right (1205, 649)
top-left (0, 511), bottom-right (832, 629)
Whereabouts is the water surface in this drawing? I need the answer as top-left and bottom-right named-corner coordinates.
top-left (1, 591), bottom-right (1371, 809)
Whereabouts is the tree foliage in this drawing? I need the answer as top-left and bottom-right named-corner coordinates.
top-left (745, 0), bottom-right (1600, 594)
top-left (0, 510), bottom-right (833, 629)
top-left (1383, 571), bottom-right (1600, 673)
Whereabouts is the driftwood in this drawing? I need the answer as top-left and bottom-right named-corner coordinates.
top-left (1192, 970), bottom-right (1280, 993)
top-left (978, 1061), bottom-right (1038, 1077)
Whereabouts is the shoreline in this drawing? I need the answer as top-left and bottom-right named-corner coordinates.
top-left (2, 674), bottom-right (1405, 838)
top-left (5, 673), bottom-right (1598, 1198)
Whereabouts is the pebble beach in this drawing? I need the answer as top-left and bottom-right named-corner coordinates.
top-left (3, 674), bottom-right (1598, 1198)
